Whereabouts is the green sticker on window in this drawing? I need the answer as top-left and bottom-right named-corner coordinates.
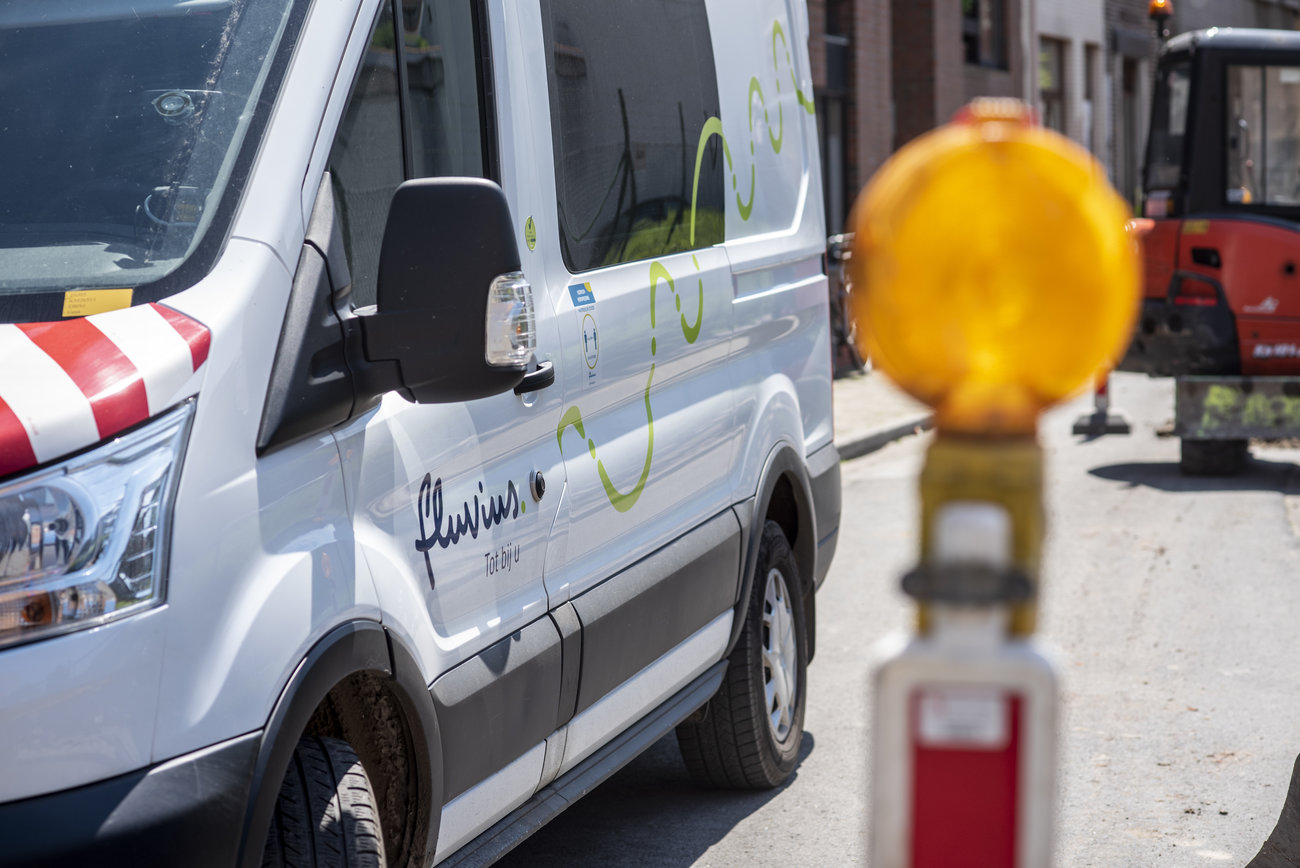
top-left (525, 216), bottom-right (537, 251)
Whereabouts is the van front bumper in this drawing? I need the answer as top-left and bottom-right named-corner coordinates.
top-left (0, 732), bottom-right (258, 868)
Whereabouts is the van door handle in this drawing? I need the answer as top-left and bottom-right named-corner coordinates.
top-left (514, 360), bottom-right (555, 395)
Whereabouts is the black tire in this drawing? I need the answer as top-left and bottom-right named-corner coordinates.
top-left (676, 520), bottom-right (808, 788)
top-left (1180, 438), bottom-right (1247, 476)
top-left (262, 736), bottom-right (387, 868)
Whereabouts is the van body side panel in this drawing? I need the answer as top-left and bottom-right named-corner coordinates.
top-left (728, 260), bottom-right (833, 500)
top-left (434, 743), bottom-right (548, 863)
top-left (569, 511), bottom-right (741, 713)
top-left (808, 441), bottom-right (841, 588)
top-left (333, 391), bottom-right (560, 688)
top-left (559, 612), bottom-right (733, 776)
top-left (531, 0), bottom-right (741, 612)
top-left (153, 242), bottom-right (381, 763)
top-left (542, 247), bottom-right (739, 604)
top-left (431, 616), bottom-right (563, 802)
top-left (705, 0), bottom-right (832, 495)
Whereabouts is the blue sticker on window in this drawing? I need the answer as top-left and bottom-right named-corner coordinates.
top-left (568, 282), bottom-right (596, 309)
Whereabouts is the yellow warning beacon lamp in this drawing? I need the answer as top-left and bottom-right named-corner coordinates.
top-left (863, 101), bottom-right (1140, 868)
top-left (850, 98), bottom-right (1138, 437)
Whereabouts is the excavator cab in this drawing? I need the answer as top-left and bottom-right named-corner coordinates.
top-left (1121, 29), bottom-right (1300, 377)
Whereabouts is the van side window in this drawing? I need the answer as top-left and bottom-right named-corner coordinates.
top-left (541, 0), bottom-right (724, 273)
top-left (329, 0), bottom-right (490, 307)
top-left (403, 0), bottom-right (489, 179)
top-left (328, 3), bottom-right (403, 308)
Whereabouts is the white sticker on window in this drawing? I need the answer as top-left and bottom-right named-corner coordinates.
top-left (916, 687), bottom-right (1009, 749)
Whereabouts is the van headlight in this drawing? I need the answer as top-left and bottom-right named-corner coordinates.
top-left (0, 402), bottom-right (194, 650)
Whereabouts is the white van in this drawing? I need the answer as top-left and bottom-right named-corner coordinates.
top-left (0, 1), bottom-right (839, 865)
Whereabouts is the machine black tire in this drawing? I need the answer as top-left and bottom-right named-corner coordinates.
top-left (676, 520), bottom-right (808, 789)
top-left (261, 736), bottom-right (387, 868)
top-left (1180, 438), bottom-right (1248, 476)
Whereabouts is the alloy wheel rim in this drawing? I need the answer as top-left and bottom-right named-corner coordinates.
top-left (761, 566), bottom-right (798, 743)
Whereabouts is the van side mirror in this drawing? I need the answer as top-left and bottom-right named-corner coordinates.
top-left (356, 178), bottom-right (534, 403)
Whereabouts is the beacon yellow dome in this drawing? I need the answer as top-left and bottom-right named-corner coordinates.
top-left (849, 98), bottom-right (1140, 435)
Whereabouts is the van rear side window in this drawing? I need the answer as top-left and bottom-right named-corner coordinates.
top-left (541, 0), bottom-right (725, 273)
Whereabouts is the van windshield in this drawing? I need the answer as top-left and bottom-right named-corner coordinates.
top-left (0, 0), bottom-right (297, 298)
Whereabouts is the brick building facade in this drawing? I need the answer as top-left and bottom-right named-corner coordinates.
top-left (808, 0), bottom-right (1035, 233)
top-left (1105, 1), bottom-right (1159, 208)
top-left (1171, 0), bottom-right (1298, 32)
top-left (807, 0), bottom-right (894, 233)
top-left (805, 0), bottom-right (1299, 232)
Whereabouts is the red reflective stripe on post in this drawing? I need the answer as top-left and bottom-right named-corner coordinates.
top-left (910, 690), bottom-right (1021, 868)
top-left (152, 303), bottom-right (211, 371)
top-left (0, 395), bottom-right (37, 477)
top-left (16, 318), bottom-right (149, 441)
top-left (1095, 374), bottom-right (1110, 413)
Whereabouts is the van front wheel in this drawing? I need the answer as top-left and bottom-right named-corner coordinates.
top-left (676, 520), bottom-right (808, 789)
top-left (261, 736), bottom-right (387, 868)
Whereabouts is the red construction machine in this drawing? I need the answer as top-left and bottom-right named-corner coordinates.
top-left (1120, 27), bottom-right (1300, 474)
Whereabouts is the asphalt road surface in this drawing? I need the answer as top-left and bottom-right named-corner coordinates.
top-left (496, 373), bottom-right (1300, 866)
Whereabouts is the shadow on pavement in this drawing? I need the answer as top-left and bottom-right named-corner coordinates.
top-left (1088, 456), bottom-right (1300, 494)
top-left (494, 731), bottom-right (817, 867)
top-left (1247, 752), bottom-right (1300, 867)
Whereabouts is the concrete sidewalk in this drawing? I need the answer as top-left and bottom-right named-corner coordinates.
top-left (832, 369), bottom-right (933, 460)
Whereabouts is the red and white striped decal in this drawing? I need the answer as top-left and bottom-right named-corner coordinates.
top-left (0, 303), bottom-right (210, 478)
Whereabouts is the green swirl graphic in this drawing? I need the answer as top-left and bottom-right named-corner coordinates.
top-left (557, 366), bottom-right (656, 513)
top-left (749, 77), bottom-right (783, 154)
top-left (691, 117), bottom-right (731, 246)
top-left (773, 21), bottom-right (816, 114)
top-left (681, 255), bottom-right (703, 344)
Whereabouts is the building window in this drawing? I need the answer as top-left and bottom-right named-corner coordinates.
top-left (963, 0), bottom-right (1007, 69)
top-left (1084, 43), bottom-right (1099, 151)
top-left (1039, 38), bottom-right (1066, 134)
